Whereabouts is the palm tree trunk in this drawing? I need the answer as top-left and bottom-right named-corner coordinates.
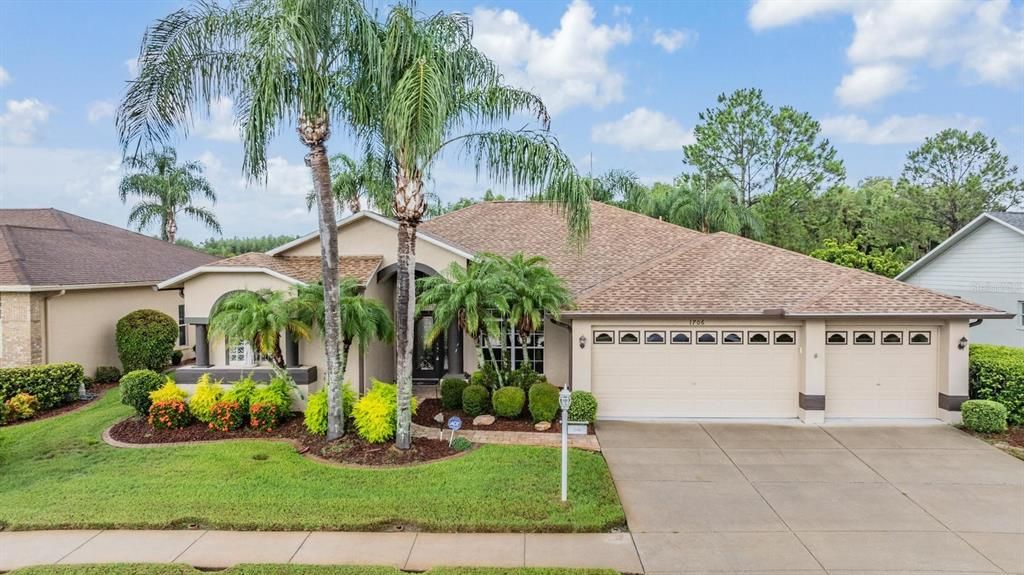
top-left (165, 211), bottom-right (177, 243)
top-left (300, 115), bottom-right (345, 440)
top-left (394, 219), bottom-right (417, 450)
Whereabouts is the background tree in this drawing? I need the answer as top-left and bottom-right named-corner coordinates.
top-left (584, 169), bottom-right (650, 213)
top-left (899, 129), bottom-right (1022, 238)
top-left (179, 235), bottom-right (299, 257)
top-left (809, 239), bottom-right (906, 278)
top-left (209, 289), bottom-right (312, 368)
top-left (118, 0), bottom-right (374, 440)
top-left (118, 147), bottom-right (220, 243)
top-left (305, 151), bottom-right (393, 217)
top-left (659, 178), bottom-right (762, 236)
top-left (347, 7), bottom-right (590, 449)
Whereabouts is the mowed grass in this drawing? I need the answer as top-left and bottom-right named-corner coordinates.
top-left (0, 391), bottom-right (624, 532)
top-left (10, 565), bottom-right (619, 575)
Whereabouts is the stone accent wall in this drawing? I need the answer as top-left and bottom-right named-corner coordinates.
top-left (0, 292), bottom-right (45, 367)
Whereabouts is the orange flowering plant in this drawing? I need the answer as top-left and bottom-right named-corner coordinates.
top-left (148, 398), bottom-right (192, 430)
top-left (208, 400), bottom-right (245, 432)
top-left (249, 402), bottom-right (281, 432)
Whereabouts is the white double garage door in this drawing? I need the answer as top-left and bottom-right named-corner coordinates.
top-left (590, 323), bottom-right (939, 419)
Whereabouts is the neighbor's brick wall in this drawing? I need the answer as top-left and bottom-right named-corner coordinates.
top-left (0, 292), bottom-right (45, 367)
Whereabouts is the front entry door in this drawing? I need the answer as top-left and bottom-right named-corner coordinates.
top-left (413, 313), bottom-right (445, 382)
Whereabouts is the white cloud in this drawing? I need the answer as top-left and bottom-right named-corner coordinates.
top-left (124, 57), bottom-right (139, 77)
top-left (612, 5), bottom-right (632, 17)
top-left (591, 107), bottom-right (694, 151)
top-left (86, 100), bottom-right (115, 124)
top-left (0, 99), bottom-right (52, 146)
top-left (652, 29), bottom-right (696, 53)
top-left (820, 113), bottom-right (984, 144)
top-left (835, 64), bottom-right (911, 107)
top-left (0, 66), bottom-right (10, 87)
top-left (472, 0), bottom-right (632, 115)
top-left (749, 0), bottom-right (1024, 105)
top-left (195, 97), bottom-right (240, 142)
top-left (240, 156), bottom-right (311, 197)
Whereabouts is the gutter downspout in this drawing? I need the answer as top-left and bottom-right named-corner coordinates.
top-left (969, 319), bottom-right (983, 328)
top-left (42, 289), bottom-right (66, 364)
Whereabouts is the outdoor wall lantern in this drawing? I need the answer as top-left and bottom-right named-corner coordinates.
top-left (578, 335), bottom-right (587, 349)
top-left (958, 336), bottom-right (968, 350)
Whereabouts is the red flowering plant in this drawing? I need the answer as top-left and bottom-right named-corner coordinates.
top-left (148, 399), bottom-right (192, 430)
top-left (249, 402), bottom-right (281, 432)
top-left (208, 400), bottom-right (245, 432)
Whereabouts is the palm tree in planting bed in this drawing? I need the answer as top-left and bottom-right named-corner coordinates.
top-left (116, 0), bottom-right (376, 439)
top-left (495, 253), bottom-right (573, 370)
top-left (119, 146), bottom-right (220, 243)
top-left (209, 289), bottom-right (312, 369)
top-left (305, 151), bottom-right (394, 217)
top-left (346, 7), bottom-right (590, 449)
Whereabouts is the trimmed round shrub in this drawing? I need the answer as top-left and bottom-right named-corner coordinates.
top-left (451, 436), bottom-right (472, 452)
top-left (962, 399), bottom-right (1009, 434)
top-left (352, 380), bottom-right (418, 444)
top-left (115, 309), bottom-right (178, 372)
top-left (5, 392), bottom-right (39, 420)
top-left (171, 350), bottom-right (184, 366)
top-left (462, 384), bottom-right (490, 417)
top-left (970, 344), bottom-right (1024, 425)
top-left (149, 379), bottom-right (187, 404)
top-left (507, 365), bottom-right (544, 391)
top-left (528, 382), bottom-right (560, 423)
top-left (568, 390), bottom-right (598, 423)
top-left (250, 402), bottom-right (282, 432)
top-left (120, 369), bottom-right (164, 416)
top-left (94, 366), bottom-right (121, 384)
top-left (441, 378), bottom-right (469, 410)
top-left (492, 386), bottom-right (526, 418)
top-left (208, 400), bottom-right (245, 432)
top-left (188, 375), bottom-right (223, 423)
top-left (304, 384), bottom-right (356, 436)
top-left (148, 399), bottom-right (191, 430)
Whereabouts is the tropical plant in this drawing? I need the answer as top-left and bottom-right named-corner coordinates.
top-left (149, 379), bottom-right (188, 403)
top-left (117, 0), bottom-right (377, 441)
top-left (208, 400), bottom-right (245, 432)
top-left (118, 146), bottom-right (220, 243)
top-left (660, 179), bottom-right (763, 237)
top-left (209, 289), bottom-right (313, 369)
top-left (306, 152), bottom-right (393, 217)
top-left (188, 375), bottom-right (224, 423)
top-left (352, 380), bottom-right (417, 444)
top-left (305, 383), bottom-right (356, 435)
top-left (4, 393), bottom-right (39, 420)
top-left (494, 253), bottom-right (573, 368)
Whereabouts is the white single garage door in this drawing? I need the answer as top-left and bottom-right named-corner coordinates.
top-left (590, 326), bottom-right (801, 418)
top-left (825, 326), bottom-right (938, 418)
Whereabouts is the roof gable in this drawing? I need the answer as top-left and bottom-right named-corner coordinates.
top-left (157, 252), bottom-right (383, 289)
top-left (896, 212), bottom-right (1024, 281)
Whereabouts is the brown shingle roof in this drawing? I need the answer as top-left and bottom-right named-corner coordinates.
top-left (0, 209), bottom-right (218, 287)
top-left (206, 252), bottom-right (382, 287)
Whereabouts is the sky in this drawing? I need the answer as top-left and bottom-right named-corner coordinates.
top-left (1, 0), bottom-right (1022, 242)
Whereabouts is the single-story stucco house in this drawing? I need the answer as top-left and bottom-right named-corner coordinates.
top-left (159, 201), bottom-right (1011, 424)
top-left (0, 208), bottom-right (217, 373)
top-left (897, 211), bottom-right (1023, 348)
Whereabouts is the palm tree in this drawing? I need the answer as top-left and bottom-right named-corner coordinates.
top-left (664, 179), bottom-right (763, 237)
top-left (305, 152), bottom-right (394, 217)
top-left (118, 146), bottom-right (220, 243)
top-left (116, 0), bottom-right (375, 440)
top-left (347, 7), bottom-right (590, 449)
top-left (494, 253), bottom-right (573, 369)
top-left (416, 256), bottom-right (509, 383)
top-left (209, 289), bottom-right (313, 369)
top-left (292, 279), bottom-right (394, 385)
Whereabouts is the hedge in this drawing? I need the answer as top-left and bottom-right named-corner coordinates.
top-left (961, 399), bottom-right (1008, 434)
top-left (115, 309), bottom-right (178, 372)
top-left (0, 362), bottom-right (83, 410)
top-left (969, 344), bottom-right (1024, 425)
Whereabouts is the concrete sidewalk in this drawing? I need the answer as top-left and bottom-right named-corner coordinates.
top-left (0, 530), bottom-right (643, 573)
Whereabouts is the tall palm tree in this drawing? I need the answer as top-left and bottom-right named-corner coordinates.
top-left (347, 7), bottom-right (590, 449)
top-left (116, 0), bottom-right (375, 440)
top-left (495, 253), bottom-right (573, 368)
top-left (305, 151), bottom-right (394, 217)
top-left (665, 179), bottom-right (763, 237)
top-left (209, 289), bottom-right (313, 369)
top-left (292, 279), bottom-right (394, 384)
top-left (118, 146), bottom-right (220, 243)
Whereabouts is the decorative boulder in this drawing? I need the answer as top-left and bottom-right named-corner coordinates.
top-left (433, 412), bottom-right (445, 424)
top-left (472, 414), bottom-right (495, 426)
top-left (534, 421), bottom-right (552, 431)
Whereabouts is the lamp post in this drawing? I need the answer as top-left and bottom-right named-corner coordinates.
top-left (559, 387), bottom-right (572, 502)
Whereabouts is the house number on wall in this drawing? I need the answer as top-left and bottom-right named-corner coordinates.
top-left (689, 319), bottom-right (705, 326)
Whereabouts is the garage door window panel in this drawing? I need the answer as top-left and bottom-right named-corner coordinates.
top-left (881, 331), bottom-right (903, 345)
top-left (774, 331), bottom-right (796, 344)
top-left (644, 331), bottom-right (666, 344)
top-left (697, 331), bottom-right (717, 344)
top-left (854, 331), bottom-right (875, 345)
top-left (723, 331), bottom-right (743, 344)
top-left (826, 331), bottom-right (848, 345)
top-left (909, 331), bottom-right (931, 345)
top-left (593, 331), bottom-right (614, 344)
top-left (619, 331), bottom-right (640, 344)
top-left (670, 330), bottom-right (691, 344)
top-left (748, 331), bottom-right (769, 344)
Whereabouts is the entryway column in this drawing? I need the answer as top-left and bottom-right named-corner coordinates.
top-left (285, 330), bottom-right (300, 368)
top-left (799, 319), bottom-right (826, 424)
top-left (194, 323), bottom-right (211, 367)
top-left (938, 320), bottom-right (970, 424)
top-left (445, 322), bottom-right (464, 378)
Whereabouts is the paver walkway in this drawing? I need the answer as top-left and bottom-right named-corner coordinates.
top-left (0, 530), bottom-right (643, 572)
top-left (598, 420), bottom-right (1024, 575)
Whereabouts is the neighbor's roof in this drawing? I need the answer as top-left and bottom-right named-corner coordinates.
top-left (158, 252), bottom-right (383, 289)
top-left (986, 211), bottom-right (1024, 232)
top-left (0, 208), bottom-right (217, 290)
top-left (895, 211), bottom-right (1024, 281)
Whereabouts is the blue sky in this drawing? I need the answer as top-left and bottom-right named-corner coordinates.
top-left (1, 0), bottom-right (1022, 241)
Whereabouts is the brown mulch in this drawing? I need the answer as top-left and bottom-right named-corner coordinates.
top-left (413, 398), bottom-right (592, 434)
top-left (965, 425), bottom-right (1024, 461)
top-left (107, 414), bottom-right (460, 466)
top-left (3, 383), bottom-right (117, 427)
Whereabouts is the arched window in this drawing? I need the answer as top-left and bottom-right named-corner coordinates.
top-left (670, 331), bottom-right (691, 344)
top-left (909, 331), bottom-right (931, 345)
top-left (826, 331), bottom-right (848, 345)
top-left (697, 331), bottom-right (717, 344)
top-left (594, 331), bottom-right (614, 344)
top-left (619, 331), bottom-right (640, 344)
top-left (645, 331), bottom-right (666, 344)
top-left (723, 332), bottom-right (743, 344)
top-left (774, 331), bottom-right (796, 344)
top-left (854, 331), bottom-right (875, 345)
top-left (748, 331), bottom-right (769, 344)
top-left (882, 331), bottom-right (903, 345)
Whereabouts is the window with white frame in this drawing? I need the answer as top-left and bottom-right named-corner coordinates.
top-left (227, 340), bottom-right (260, 366)
top-left (480, 318), bottom-right (545, 373)
top-left (177, 305), bottom-right (187, 346)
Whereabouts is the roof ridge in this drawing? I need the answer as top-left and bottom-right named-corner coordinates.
top-left (590, 200), bottom-right (700, 233)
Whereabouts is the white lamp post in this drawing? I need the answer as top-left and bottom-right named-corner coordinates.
top-left (558, 387), bottom-right (572, 502)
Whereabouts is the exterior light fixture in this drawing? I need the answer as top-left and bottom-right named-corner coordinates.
top-left (578, 335), bottom-right (587, 349)
top-left (958, 336), bottom-right (968, 350)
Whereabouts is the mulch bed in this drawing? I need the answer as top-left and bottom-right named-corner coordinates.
top-left (3, 383), bottom-right (117, 427)
top-left (107, 414), bottom-right (460, 466)
top-left (413, 398), bottom-right (593, 434)
top-left (965, 425), bottom-right (1024, 461)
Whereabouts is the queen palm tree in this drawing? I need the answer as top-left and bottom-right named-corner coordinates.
top-left (347, 7), bottom-right (590, 449)
top-left (305, 151), bottom-right (394, 217)
top-left (118, 146), bottom-right (220, 243)
top-left (209, 289), bottom-right (313, 369)
top-left (495, 253), bottom-right (573, 369)
top-left (116, 0), bottom-right (375, 440)
top-left (664, 179), bottom-right (763, 237)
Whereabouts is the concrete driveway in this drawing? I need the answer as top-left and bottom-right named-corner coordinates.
top-left (597, 421), bottom-right (1024, 574)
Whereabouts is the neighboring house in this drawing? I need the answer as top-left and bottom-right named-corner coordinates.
top-left (0, 209), bottom-right (218, 374)
top-left (897, 212), bottom-right (1023, 348)
top-left (160, 201), bottom-right (1010, 423)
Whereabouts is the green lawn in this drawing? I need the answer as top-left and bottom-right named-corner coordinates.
top-left (0, 391), bottom-right (624, 532)
top-left (10, 565), bottom-right (618, 575)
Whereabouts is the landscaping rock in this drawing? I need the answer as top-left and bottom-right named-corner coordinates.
top-left (433, 412), bottom-right (445, 424)
top-left (534, 421), bottom-right (552, 431)
top-left (472, 414), bottom-right (495, 426)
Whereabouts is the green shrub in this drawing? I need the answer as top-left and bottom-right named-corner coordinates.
top-left (507, 365), bottom-right (545, 391)
top-left (470, 363), bottom-right (501, 390)
top-left (249, 402), bottom-right (282, 431)
top-left (148, 399), bottom-right (192, 430)
top-left (149, 379), bottom-right (187, 403)
top-left (441, 378), bottom-right (469, 410)
top-left (462, 384), bottom-right (490, 417)
top-left (451, 436), bottom-right (472, 452)
top-left (94, 366), bottom-right (121, 383)
top-left (352, 380), bottom-right (417, 444)
top-left (0, 401), bottom-right (9, 426)
top-left (304, 384), bottom-right (356, 436)
top-left (189, 375), bottom-right (223, 423)
top-left (252, 378), bottom-right (294, 417)
top-left (5, 392), bottom-right (39, 420)
top-left (115, 309), bottom-right (178, 372)
top-left (492, 386), bottom-right (526, 418)
top-left (970, 344), bottom-right (1024, 425)
top-left (568, 390), bottom-right (598, 423)
top-left (528, 382), bottom-right (560, 423)
top-left (171, 349), bottom-right (184, 366)
top-left (962, 399), bottom-right (1009, 434)
top-left (119, 369), bottom-right (164, 416)
top-left (208, 400), bottom-right (245, 432)
top-left (225, 376), bottom-right (257, 410)
top-left (0, 362), bottom-right (83, 410)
